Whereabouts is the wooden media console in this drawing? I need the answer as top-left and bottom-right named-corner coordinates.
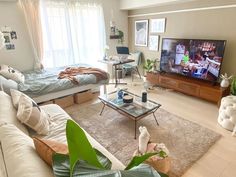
top-left (147, 72), bottom-right (230, 104)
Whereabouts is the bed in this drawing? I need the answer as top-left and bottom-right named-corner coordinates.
top-left (0, 64), bottom-right (109, 103)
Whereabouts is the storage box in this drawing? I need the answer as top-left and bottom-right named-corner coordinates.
top-left (54, 95), bottom-right (74, 108)
top-left (74, 90), bottom-right (93, 104)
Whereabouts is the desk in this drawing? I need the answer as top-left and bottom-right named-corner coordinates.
top-left (98, 59), bottom-right (134, 87)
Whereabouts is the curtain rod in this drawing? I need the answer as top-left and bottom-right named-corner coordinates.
top-left (128, 4), bottom-right (236, 18)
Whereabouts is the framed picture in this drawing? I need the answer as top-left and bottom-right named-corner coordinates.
top-left (4, 35), bottom-right (10, 43)
top-left (10, 31), bottom-right (17, 39)
top-left (149, 35), bottom-right (159, 51)
top-left (135, 20), bottom-right (148, 46)
top-left (6, 44), bottom-right (15, 50)
top-left (150, 18), bottom-right (166, 33)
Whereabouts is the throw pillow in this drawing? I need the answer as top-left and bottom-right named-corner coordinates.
top-left (17, 94), bottom-right (50, 135)
top-left (10, 89), bottom-right (25, 108)
top-left (33, 137), bottom-right (68, 166)
top-left (0, 64), bottom-right (25, 83)
top-left (0, 122), bottom-right (54, 177)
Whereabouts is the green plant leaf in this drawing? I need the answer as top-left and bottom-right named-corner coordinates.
top-left (125, 152), bottom-right (157, 170)
top-left (74, 160), bottom-right (161, 177)
top-left (52, 153), bottom-right (70, 177)
top-left (94, 149), bottom-right (112, 170)
top-left (53, 153), bottom-right (167, 177)
top-left (157, 171), bottom-right (169, 177)
top-left (66, 120), bottom-right (104, 175)
top-left (231, 76), bottom-right (236, 95)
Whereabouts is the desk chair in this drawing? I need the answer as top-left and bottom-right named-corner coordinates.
top-left (123, 52), bottom-right (142, 80)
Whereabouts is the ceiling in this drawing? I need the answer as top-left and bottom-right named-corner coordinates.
top-left (120, 0), bottom-right (198, 10)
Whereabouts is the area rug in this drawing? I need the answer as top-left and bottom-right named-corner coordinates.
top-left (69, 103), bottom-right (221, 177)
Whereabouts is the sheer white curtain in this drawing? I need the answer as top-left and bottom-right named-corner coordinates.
top-left (40, 0), bottom-right (106, 68)
top-left (19, 0), bottom-right (44, 70)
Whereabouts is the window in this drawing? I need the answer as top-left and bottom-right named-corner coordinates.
top-left (40, 1), bottom-right (106, 68)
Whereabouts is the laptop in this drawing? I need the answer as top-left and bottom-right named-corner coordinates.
top-left (116, 47), bottom-right (130, 61)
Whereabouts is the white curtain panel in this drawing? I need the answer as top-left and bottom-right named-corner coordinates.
top-left (19, 0), bottom-right (44, 70)
top-left (40, 0), bottom-right (106, 68)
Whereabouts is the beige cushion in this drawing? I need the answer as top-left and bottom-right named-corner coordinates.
top-left (0, 122), bottom-right (54, 177)
top-left (33, 137), bottom-right (68, 166)
top-left (0, 75), bottom-right (18, 95)
top-left (10, 89), bottom-right (25, 108)
top-left (17, 94), bottom-right (50, 135)
top-left (0, 64), bottom-right (25, 83)
top-left (0, 91), bottom-right (28, 135)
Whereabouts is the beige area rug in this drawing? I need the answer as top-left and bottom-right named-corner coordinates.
top-left (69, 103), bottom-right (221, 177)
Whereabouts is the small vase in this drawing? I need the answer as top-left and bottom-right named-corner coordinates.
top-left (220, 79), bottom-right (230, 88)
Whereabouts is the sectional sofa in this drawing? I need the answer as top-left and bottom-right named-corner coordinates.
top-left (0, 91), bottom-right (124, 177)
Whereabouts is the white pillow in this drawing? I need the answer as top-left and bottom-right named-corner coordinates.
top-left (10, 89), bottom-right (24, 108)
top-left (17, 94), bottom-right (50, 135)
top-left (0, 75), bottom-right (18, 95)
top-left (0, 122), bottom-right (54, 177)
top-left (0, 64), bottom-right (25, 83)
top-left (0, 91), bottom-right (29, 135)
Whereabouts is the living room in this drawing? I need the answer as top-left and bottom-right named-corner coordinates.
top-left (0, 0), bottom-right (236, 177)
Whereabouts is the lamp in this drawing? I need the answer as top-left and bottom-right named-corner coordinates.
top-left (0, 31), bottom-right (5, 49)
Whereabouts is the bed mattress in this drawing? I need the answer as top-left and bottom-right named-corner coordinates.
top-left (18, 64), bottom-right (109, 97)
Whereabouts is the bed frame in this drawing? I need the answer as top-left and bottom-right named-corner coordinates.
top-left (33, 84), bottom-right (107, 103)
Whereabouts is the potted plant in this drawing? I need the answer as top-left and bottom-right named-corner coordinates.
top-left (144, 59), bottom-right (156, 73)
top-left (118, 30), bottom-right (124, 44)
top-left (52, 120), bottom-right (169, 177)
top-left (231, 76), bottom-right (236, 95)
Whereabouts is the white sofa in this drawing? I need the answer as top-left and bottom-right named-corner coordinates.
top-left (0, 91), bottom-right (124, 177)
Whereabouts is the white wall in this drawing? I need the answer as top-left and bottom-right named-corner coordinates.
top-left (0, 1), bottom-right (35, 71)
top-left (99, 0), bottom-right (128, 56)
top-left (0, 0), bottom-right (128, 72)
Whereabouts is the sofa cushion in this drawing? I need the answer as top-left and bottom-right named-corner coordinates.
top-left (0, 64), bottom-right (25, 83)
top-left (33, 137), bottom-right (68, 166)
top-left (17, 94), bottom-right (50, 135)
top-left (0, 122), bottom-right (54, 177)
top-left (10, 89), bottom-right (27, 108)
top-left (0, 91), bottom-right (28, 135)
top-left (35, 104), bottom-right (125, 170)
top-left (0, 75), bottom-right (18, 95)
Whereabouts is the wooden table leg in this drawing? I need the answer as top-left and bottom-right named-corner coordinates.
top-left (134, 119), bottom-right (137, 139)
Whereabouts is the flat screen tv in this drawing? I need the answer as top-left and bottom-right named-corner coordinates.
top-left (160, 38), bottom-right (226, 82)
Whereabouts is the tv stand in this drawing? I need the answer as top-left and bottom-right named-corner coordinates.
top-left (147, 72), bottom-right (230, 104)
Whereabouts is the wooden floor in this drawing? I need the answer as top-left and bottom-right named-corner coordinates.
top-left (69, 77), bottom-right (236, 177)
top-left (110, 77), bottom-right (236, 177)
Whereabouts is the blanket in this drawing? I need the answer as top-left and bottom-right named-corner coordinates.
top-left (58, 67), bottom-right (108, 84)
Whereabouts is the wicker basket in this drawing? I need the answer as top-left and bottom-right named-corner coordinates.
top-left (145, 156), bottom-right (171, 174)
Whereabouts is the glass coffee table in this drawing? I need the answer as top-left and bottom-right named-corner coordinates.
top-left (98, 90), bottom-right (161, 139)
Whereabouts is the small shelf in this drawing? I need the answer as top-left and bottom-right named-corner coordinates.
top-left (110, 35), bottom-right (121, 39)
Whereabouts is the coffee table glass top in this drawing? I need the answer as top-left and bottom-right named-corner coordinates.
top-left (98, 90), bottom-right (161, 118)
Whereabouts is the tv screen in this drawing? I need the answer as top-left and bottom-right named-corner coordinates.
top-left (160, 38), bottom-right (226, 82)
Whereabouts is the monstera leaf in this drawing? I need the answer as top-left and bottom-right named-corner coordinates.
top-left (53, 153), bottom-right (162, 177)
top-left (52, 120), bottom-right (168, 177)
